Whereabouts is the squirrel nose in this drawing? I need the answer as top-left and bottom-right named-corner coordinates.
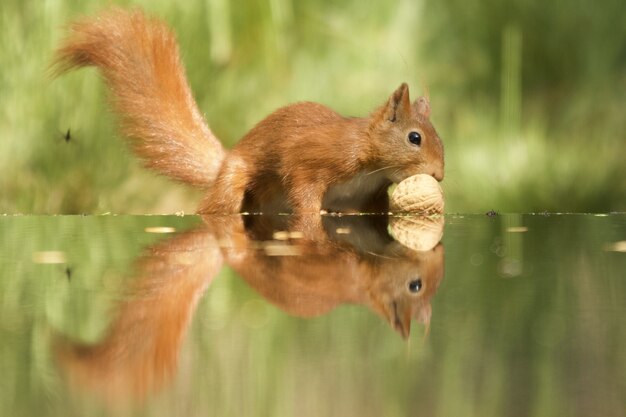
top-left (432, 167), bottom-right (444, 182)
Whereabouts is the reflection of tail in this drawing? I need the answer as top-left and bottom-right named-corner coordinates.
top-left (55, 228), bottom-right (222, 403)
top-left (53, 8), bottom-right (225, 187)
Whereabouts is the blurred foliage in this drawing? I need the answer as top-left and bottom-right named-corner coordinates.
top-left (0, 0), bottom-right (624, 214)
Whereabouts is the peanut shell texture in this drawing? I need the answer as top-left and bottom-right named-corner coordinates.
top-left (390, 174), bottom-right (444, 214)
top-left (388, 174), bottom-right (444, 251)
top-left (389, 215), bottom-right (444, 252)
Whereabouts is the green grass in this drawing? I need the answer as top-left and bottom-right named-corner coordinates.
top-left (1, 0), bottom-right (624, 214)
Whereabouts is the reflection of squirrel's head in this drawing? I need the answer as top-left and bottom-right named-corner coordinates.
top-left (364, 243), bottom-right (444, 339)
top-left (209, 213), bottom-right (445, 339)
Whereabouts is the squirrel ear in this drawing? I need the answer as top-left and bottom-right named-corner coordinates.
top-left (384, 83), bottom-right (411, 122)
top-left (414, 96), bottom-right (431, 118)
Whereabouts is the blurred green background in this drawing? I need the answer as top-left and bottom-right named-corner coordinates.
top-left (1, 0), bottom-right (625, 214)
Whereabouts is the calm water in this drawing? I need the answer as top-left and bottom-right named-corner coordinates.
top-left (1, 213), bottom-right (625, 416)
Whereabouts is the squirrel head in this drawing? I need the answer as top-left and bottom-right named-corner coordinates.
top-left (368, 83), bottom-right (444, 183)
top-left (366, 242), bottom-right (445, 339)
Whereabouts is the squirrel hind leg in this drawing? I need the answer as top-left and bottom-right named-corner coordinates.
top-left (198, 157), bottom-right (251, 215)
top-left (287, 180), bottom-right (326, 215)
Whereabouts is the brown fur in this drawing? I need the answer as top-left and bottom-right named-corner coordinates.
top-left (53, 9), bottom-right (444, 214)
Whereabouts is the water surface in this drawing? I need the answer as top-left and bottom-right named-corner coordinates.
top-left (1, 213), bottom-right (625, 416)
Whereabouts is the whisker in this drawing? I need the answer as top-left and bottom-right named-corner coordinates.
top-left (391, 167), bottom-right (403, 180)
top-left (366, 164), bottom-right (403, 176)
top-left (365, 250), bottom-right (395, 259)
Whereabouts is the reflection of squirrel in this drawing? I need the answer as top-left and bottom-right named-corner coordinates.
top-left (55, 214), bottom-right (444, 404)
top-left (53, 8), bottom-right (444, 214)
top-left (221, 214), bottom-right (445, 339)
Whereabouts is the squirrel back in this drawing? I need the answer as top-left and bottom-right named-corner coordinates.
top-left (53, 8), bottom-right (225, 187)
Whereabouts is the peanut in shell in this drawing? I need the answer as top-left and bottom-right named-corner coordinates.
top-left (390, 174), bottom-right (444, 213)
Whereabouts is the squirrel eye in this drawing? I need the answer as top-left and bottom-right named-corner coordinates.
top-left (408, 131), bottom-right (422, 146)
top-left (408, 279), bottom-right (422, 293)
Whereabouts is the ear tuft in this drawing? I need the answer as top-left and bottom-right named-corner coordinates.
top-left (384, 83), bottom-right (411, 122)
top-left (415, 96), bottom-right (431, 118)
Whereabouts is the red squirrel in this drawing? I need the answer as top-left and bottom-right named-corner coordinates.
top-left (53, 8), bottom-right (444, 214)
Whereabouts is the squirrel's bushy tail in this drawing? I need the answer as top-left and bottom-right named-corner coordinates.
top-left (53, 8), bottom-right (225, 187)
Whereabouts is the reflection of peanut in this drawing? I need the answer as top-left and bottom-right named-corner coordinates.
top-left (389, 215), bottom-right (444, 252)
top-left (390, 174), bottom-right (444, 213)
